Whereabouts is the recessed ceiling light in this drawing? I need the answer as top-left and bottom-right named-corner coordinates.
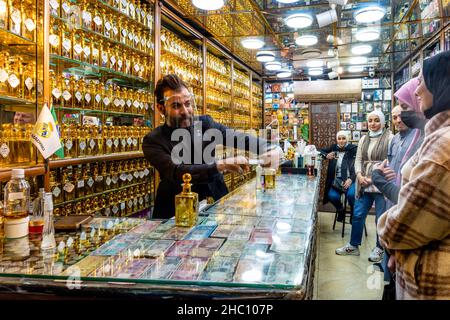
top-left (348, 65), bottom-right (364, 73)
top-left (352, 44), bottom-right (372, 55)
top-left (241, 38), bottom-right (265, 49)
top-left (277, 69), bottom-right (292, 78)
top-left (295, 35), bottom-right (318, 47)
top-left (265, 61), bottom-right (282, 71)
top-left (308, 68), bottom-right (323, 76)
top-left (284, 13), bottom-right (313, 29)
top-left (354, 6), bottom-right (386, 24)
top-left (355, 28), bottom-right (380, 42)
top-left (306, 59), bottom-right (323, 68)
top-left (192, 0), bottom-right (225, 10)
top-left (349, 56), bottom-right (368, 65)
top-left (256, 51), bottom-right (275, 62)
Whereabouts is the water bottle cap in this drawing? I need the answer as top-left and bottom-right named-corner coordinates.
top-left (11, 169), bottom-right (25, 178)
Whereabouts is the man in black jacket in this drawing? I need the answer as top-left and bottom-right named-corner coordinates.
top-left (143, 74), bottom-right (281, 219)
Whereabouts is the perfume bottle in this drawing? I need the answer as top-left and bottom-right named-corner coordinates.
top-left (50, 71), bottom-right (62, 106)
top-left (29, 188), bottom-right (45, 234)
top-left (73, 79), bottom-right (84, 109)
top-left (0, 124), bottom-right (11, 166)
top-left (22, 0), bottom-right (36, 42)
top-left (82, 33), bottom-right (91, 64)
top-left (84, 81), bottom-right (94, 109)
top-left (23, 62), bottom-right (35, 101)
top-left (41, 193), bottom-right (56, 250)
top-left (112, 126), bottom-right (120, 153)
top-left (60, 0), bottom-right (71, 20)
top-left (8, 0), bottom-right (21, 35)
top-left (93, 163), bottom-right (104, 193)
top-left (72, 29), bottom-right (83, 61)
top-left (81, 0), bottom-right (92, 30)
top-left (120, 126), bottom-right (127, 152)
top-left (103, 84), bottom-right (112, 111)
top-left (104, 162), bottom-right (112, 191)
top-left (111, 162), bottom-right (119, 189)
top-left (175, 174), bottom-right (199, 227)
top-left (103, 126), bottom-right (112, 155)
top-left (49, 18), bottom-right (60, 55)
top-left (63, 123), bottom-right (77, 158)
top-left (94, 82), bottom-right (103, 110)
top-left (8, 56), bottom-right (22, 98)
top-left (77, 124), bottom-right (87, 157)
top-left (62, 166), bottom-right (75, 202)
top-left (3, 169), bottom-right (30, 219)
top-left (84, 163), bottom-right (94, 195)
top-left (86, 125), bottom-right (96, 156)
top-left (95, 125), bottom-right (103, 155)
top-left (103, 13), bottom-right (112, 38)
top-left (49, 169), bottom-right (62, 205)
top-left (61, 23), bottom-right (72, 59)
top-left (0, 0), bottom-right (8, 29)
top-left (61, 76), bottom-right (73, 108)
top-left (92, 40), bottom-right (100, 67)
top-left (74, 164), bottom-right (85, 198)
top-left (92, 4), bottom-right (103, 34)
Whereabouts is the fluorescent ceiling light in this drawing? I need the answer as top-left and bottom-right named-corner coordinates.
top-left (348, 65), bottom-right (364, 73)
top-left (354, 6), bottom-right (386, 24)
top-left (275, 0), bottom-right (299, 3)
top-left (355, 28), bottom-right (380, 42)
top-left (265, 61), bottom-right (282, 71)
top-left (192, 0), bottom-right (224, 10)
top-left (256, 51), bottom-right (275, 62)
top-left (350, 56), bottom-right (368, 65)
top-left (277, 69), bottom-right (292, 78)
top-left (306, 59), bottom-right (323, 68)
top-left (241, 38), bottom-right (265, 49)
top-left (352, 44), bottom-right (372, 55)
top-left (284, 13), bottom-right (313, 29)
top-left (308, 68), bottom-right (323, 76)
top-left (295, 35), bottom-right (318, 47)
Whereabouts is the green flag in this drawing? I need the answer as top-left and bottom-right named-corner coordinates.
top-left (50, 105), bottom-right (64, 159)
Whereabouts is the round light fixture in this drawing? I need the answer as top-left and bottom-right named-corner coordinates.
top-left (306, 59), bottom-right (323, 68)
top-left (352, 44), bottom-right (372, 55)
top-left (337, 66), bottom-right (344, 74)
top-left (349, 65), bottom-right (364, 73)
top-left (355, 28), bottom-right (380, 42)
top-left (327, 59), bottom-right (340, 68)
top-left (284, 13), bottom-right (313, 29)
top-left (354, 6), bottom-right (386, 24)
top-left (192, 0), bottom-right (225, 10)
top-left (256, 51), bottom-right (275, 62)
top-left (349, 56), bottom-right (368, 65)
top-left (308, 68), bottom-right (323, 76)
top-left (241, 38), bottom-right (265, 49)
top-left (277, 69), bottom-right (292, 78)
top-left (265, 61), bottom-right (282, 71)
top-left (295, 35), bottom-right (318, 47)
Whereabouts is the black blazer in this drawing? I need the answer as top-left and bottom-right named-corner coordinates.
top-left (319, 143), bottom-right (357, 205)
top-left (142, 115), bottom-right (269, 219)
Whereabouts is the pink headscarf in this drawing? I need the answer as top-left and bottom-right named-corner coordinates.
top-left (394, 77), bottom-right (420, 111)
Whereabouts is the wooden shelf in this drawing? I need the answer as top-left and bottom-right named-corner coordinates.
top-left (0, 164), bottom-right (45, 182)
top-left (49, 151), bottom-right (144, 168)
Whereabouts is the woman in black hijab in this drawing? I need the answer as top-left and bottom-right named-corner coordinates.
top-left (377, 51), bottom-right (450, 300)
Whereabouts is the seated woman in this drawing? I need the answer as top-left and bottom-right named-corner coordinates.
top-left (320, 131), bottom-right (357, 222)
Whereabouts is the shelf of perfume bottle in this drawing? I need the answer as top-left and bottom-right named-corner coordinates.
top-left (49, 54), bottom-right (151, 88)
top-left (93, 0), bottom-right (154, 33)
top-left (0, 164), bottom-right (45, 182)
top-left (161, 49), bottom-right (202, 70)
top-left (0, 94), bottom-right (36, 106)
top-left (51, 14), bottom-right (153, 59)
top-left (206, 85), bottom-right (231, 96)
top-left (206, 65), bottom-right (231, 79)
top-left (49, 151), bottom-right (144, 168)
top-left (206, 103), bottom-right (230, 111)
top-left (0, 27), bottom-right (37, 47)
top-left (54, 180), bottom-right (151, 208)
top-left (54, 106), bottom-right (147, 118)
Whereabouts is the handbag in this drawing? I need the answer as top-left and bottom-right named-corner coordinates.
top-left (332, 177), bottom-right (345, 193)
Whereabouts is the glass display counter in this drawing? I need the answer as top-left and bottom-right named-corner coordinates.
top-left (0, 173), bottom-right (320, 300)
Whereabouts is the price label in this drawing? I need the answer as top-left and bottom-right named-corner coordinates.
top-left (89, 139), bottom-right (96, 149)
top-left (105, 207), bottom-right (111, 216)
top-left (77, 180), bottom-right (85, 188)
top-left (82, 11), bottom-right (92, 24)
top-left (144, 103), bottom-right (149, 110)
top-left (62, 39), bottom-right (71, 52)
top-left (96, 94), bottom-right (102, 103)
top-left (133, 198), bottom-right (138, 207)
top-left (93, 16), bottom-right (102, 26)
top-left (120, 173), bottom-right (127, 181)
top-left (113, 26), bottom-right (118, 36)
top-left (128, 32), bottom-right (134, 41)
top-left (112, 175), bottom-right (119, 184)
top-left (75, 91), bottom-right (83, 101)
top-left (92, 48), bottom-right (99, 57)
top-left (79, 140), bottom-right (86, 150)
top-left (62, 90), bottom-right (72, 101)
top-left (120, 99), bottom-right (125, 107)
top-left (110, 56), bottom-right (116, 66)
top-left (127, 99), bottom-right (132, 107)
top-left (105, 22), bottom-right (112, 31)
top-left (52, 186), bottom-right (61, 198)
top-left (121, 202), bottom-right (126, 210)
top-left (139, 197), bottom-right (143, 205)
top-left (139, 171), bottom-right (145, 179)
top-left (85, 93), bottom-right (91, 103)
top-left (134, 35), bottom-right (139, 45)
top-left (24, 18), bottom-right (36, 32)
top-left (52, 88), bottom-right (61, 99)
top-left (106, 177), bottom-right (112, 186)
top-left (127, 174), bottom-right (133, 182)
top-left (127, 200), bottom-right (133, 208)
top-left (133, 100), bottom-right (140, 109)
top-left (113, 139), bottom-right (119, 147)
top-left (112, 206), bottom-right (119, 214)
top-left (49, 34), bottom-right (59, 47)
top-left (134, 64), bottom-right (140, 72)
top-left (144, 168), bottom-right (150, 176)
top-left (117, 59), bottom-right (123, 68)
top-left (103, 97), bottom-right (111, 106)
top-left (121, 29), bottom-right (128, 38)
top-left (83, 46), bottom-right (91, 56)
top-left (0, 69), bottom-right (8, 83)
top-left (114, 98), bottom-right (121, 107)
top-left (106, 139), bottom-right (113, 148)
top-left (121, 139), bottom-right (126, 147)
top-left (63, 182), bottom-right (75, 193)
top-left (145, 194), bottom-right (149, 202)
top-left (0, 143), bottom-right (10, 158)
top-left (127, 137), bottom-right (133, 145)
top-left (8, 74), bottom-right (20, 88)
top-left (25, 77), bottom-right (34, 91)
top-left (133, 171), bottom-right (139, 179)
top-left (87, 177), bottom-right (94, 187)
top-left (132, 138), bottom-right (138, 147)
top-left (74, 43), bottom-right (83, 55)
top-left (141, 38), bottom-right (146, 47)
top-left (129, 3), bottom-right (135, 13)
top-left (65, 139), bottom-right (73, 150)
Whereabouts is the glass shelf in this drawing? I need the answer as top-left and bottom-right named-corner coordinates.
top-left (51, 15), bottom-right (153, 59)
top-left (54, 106), bottom-right (146, 118)
top-left (0, 95), bottom-right (35, 106)
top-left (0, 28), bottom-right (36, 46)
top-left (50, 54), bottom-right (151, 89)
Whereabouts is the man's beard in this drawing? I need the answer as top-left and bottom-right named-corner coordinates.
top-left (168, 115), bottom-right (193, 128)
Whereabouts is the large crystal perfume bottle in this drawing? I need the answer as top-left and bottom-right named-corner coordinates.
top-left (175, 173), bottom-right (198, 227)
top-left (41, 192), bottom-right (56, 250)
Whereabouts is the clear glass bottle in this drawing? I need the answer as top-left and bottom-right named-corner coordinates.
top-left (29, 187), bottom-right (45, 234)
top-left (61, 23), bottom-right (72, 59)
top-left (23, 62), bottom-right (35, 101)
top-left (77, 123), bottom-right (86, 157)
top-left (41, 192), bottom-right (56, 250)
top-left (0, 0), bottom-right (8, 29)
top-left (7, 56), bottom-right (22, 98)
top-left (49, 18), bottom-right (60, 56)
top-left (62, 166), bottom-right (75, 202)
top-left (175, 173), bottom-right (198, 227)
top-left (0, 124), bottom-right (11, 166)
top-left (49, 169), bottom-right (62, 205)
top-left (22, 0), bottom-right (36, 42)
top-left (8, 0), bottom-right (21, 35)
top-left (3, 168), bottom-right (30, 219)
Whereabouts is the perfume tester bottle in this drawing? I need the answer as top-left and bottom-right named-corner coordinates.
top-left (175, 173), bottom-right (198, 227)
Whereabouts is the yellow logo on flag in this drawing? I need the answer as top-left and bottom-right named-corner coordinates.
top-left (35, 122), bottom-right (53, 139)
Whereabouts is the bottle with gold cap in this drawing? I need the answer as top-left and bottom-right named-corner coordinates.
top-left (8, 56), bottom-right (22, 98)
top-left (93, 82), bottom-right (103, 110)
top-left (61, 76), bottom-right (73, 108)
top-left (175, 173), bottom-right (199, 227)
top-left (61, 23), bottom-right (72, 59)
top-left (0, 0), bottom-right (8, 29)
top-left (62, 166), bottom-right (75, 202)
top-left (77, 124), bottom-right (87, 157)
top-left (8, 0), bottom-right (21, 35)
top-left (22, 0), bottom-right (37, 42)
top-left (72, 29), bottom-right (84, 62)
top-left (49, 169), bottom-right (62, 205)
top-left (73, 78), bottom-right (84, 109)
top-left (0, 123), bottom-right (12, 166)
top-left (49, 18), bottom-right (60, 55)
top-left (112, 126), bottom-right (120, 153)
top-left (84, 81), bottom-right (94, 110)
top-left (74, 164), bottom-right (85, 198)
top-left (23, 62), bottom-right (35, 101)
top-left (103, 161), bottom-right (112, 191)
top-left (103, 125), bottom-right (112, 155)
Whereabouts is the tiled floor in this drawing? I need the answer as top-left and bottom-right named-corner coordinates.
top-left (313, 211), bottom-right (384, 300)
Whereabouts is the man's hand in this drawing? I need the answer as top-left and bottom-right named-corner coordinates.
top-left (259, 147), bottom-right (283, 169)
top-left (326, 152), bottom-right (335, 160)
top-left (216, 156), bottom-right (250, 174)
top-left (388, 254), bottom-right (396, 273)
top-left (374, 159), bottom-right (397, 182)
top-left (357, 173), bottom-right (371, 187)
top-left (343, 178), bottom-right (352, 190)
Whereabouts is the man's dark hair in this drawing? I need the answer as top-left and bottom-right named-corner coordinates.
top-left (154, 74), bottom-right (189, 105)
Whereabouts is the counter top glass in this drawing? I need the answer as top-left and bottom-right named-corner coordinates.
top-left (0, 173), bottom-right (320, 298)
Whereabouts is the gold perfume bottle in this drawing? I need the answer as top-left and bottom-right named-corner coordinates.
top-left (51, 72), bottom-right (62, 106)
top-left (82, 33), bottom-right (91, 64)
top-left (93, 163), bottom-right (104, 193)
top-left (100, 41), bottom-right (109, 68)
top-left (111, 161), bottom-right (119, 189)
top-left (175, 174), bottom-right (199, 227)
top-left (74, 165), bottom-right (85, 198)
top-left (77, 124), bottom-right (87, 157)
top-left (119, 126), bottom-right (127, 153)
top-left (72, 29), bottom-right (84, 61)
top-left (92, 40), bottom-right (100, 67)
top-left (104, 162), bottom-right (112, 191)
top-left (23, 62), bottom-right (35, 101)
top-left (84, 163), bottom-right (94, 195)
top-left (50, 169), bottom-right (63, 204)
top-left (61, 76), bottom-right (73, 108)
top-left (86, 125), bottom-right (96, 156)
top-left (63, 123), bottom-right (77, 158)
top-left (8, 0), bottom-right (21, 35)
top-left (81, 0), bottom-right (92, 30)
top-left (22, 0), bottom-right (36, 42)
top-left (61, 23), bottom-right (72, 59)
top-left (63, 166), bottom-right (75, 202)
top-left (0, 0), bottom-right (8, 29)
top-left (95, 125), bottom-right (103, 155)
top-left (49, 18), bottom-right (60, 55)
top-left (94, 82), bottom-right (103, 110)
top-left (8, 56), bottom-right (22, 98)
top-left (0, 124), bottom-right (11, 166)
top-left (60, 0), bottom-right (71, 20)
top-left (92, 4), bottom-right (103, 34)
top-left (103, 126), bottom-right (112, 154)
top-left (112, 126), bottom-right (120, 153)
top-left (103, 13), bottom-right (112, 38)
top-left (73, 79), bottom-right (84, 109)
top-left (103, 84), bottom-right (112, 111)
top-left (84, 81), bottom-right (94, 109)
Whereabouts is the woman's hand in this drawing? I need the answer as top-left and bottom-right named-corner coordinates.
top-left (343, 179), bottom-right (352, 190)
top-left (358, 174), bottom-right (371, 187)
top-left (326, 152), bottom-right (335, 160)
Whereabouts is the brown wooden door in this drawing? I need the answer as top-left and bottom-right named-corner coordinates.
top-left (310, 103), bottom-right (339, 212)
